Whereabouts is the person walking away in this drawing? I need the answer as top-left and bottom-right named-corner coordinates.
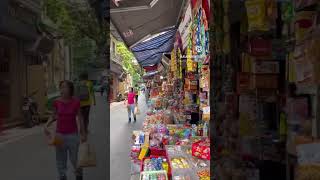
top-left (125, 87), bottom-right (136, 123)
top-left (77, 73), bottom-right (96, 134)
top-left (135, 85), bottom-right (139, 104)
top-left (44, 80), bottom-right (87, 180)
top-left (102, 80), bottom-right (107, 96)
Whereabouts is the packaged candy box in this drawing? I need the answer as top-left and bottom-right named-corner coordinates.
top-left (191, 139), bottom-right (210, 160)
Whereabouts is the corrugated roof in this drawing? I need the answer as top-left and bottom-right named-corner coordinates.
top-left (110, 0), bottom-right (184, 47)
top-left (131, 28), bottom-right (176, 67)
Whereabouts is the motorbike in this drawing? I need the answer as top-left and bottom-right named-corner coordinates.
top-left (116, 93), bottom-right (123, 102)
top-left (22, 91), bottom-right (40, 128)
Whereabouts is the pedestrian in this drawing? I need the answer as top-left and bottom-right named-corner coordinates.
top-left (77, 72), bottom-right (96, 134)
top-left (135, 85), bottom-right (139, 105)
top-left (100, 85), bottom-right (104, 96)
top-left (100, 78), bottom-right (107, 96)
top-left (0, 104), bottom-right (3, 135)
top-left (44, 80), bottom-right (87, 180)
top-left (125, 87), bottom-right (136, 123)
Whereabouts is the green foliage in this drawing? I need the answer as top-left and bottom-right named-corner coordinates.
top-left (44, 0), bottom-right (108, 78)
top-left (116, 43), bottom-right (141, 85)
top-left (43, 0), bottom-right (108, 52)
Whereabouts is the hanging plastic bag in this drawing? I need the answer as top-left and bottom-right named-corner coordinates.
top-left (245, 0), bottom-right (269, 32)
top-left (47, 132), bottom-right (64, 147)
top-left (78, 142), bottom-right (97, 168)
top-left (134, 106), bottom-right (140, 115)
top-left (295, 11), bottom-right (316, 43)
top-left (45, 125), bottom-right (63, 147)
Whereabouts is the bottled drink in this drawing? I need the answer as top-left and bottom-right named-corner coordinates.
top-left (162, 158), bottom-right (169, 174)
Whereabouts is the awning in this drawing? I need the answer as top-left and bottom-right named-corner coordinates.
top-left (131, 28), bottom-right (176, 67)
top-left (142, 70), bottom-right (159, 79)
top-left (143, 64), bottom-right (158, 72)
top-left (110, 0), bottom-right (185, 48)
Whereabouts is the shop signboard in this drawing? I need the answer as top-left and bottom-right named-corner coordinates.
top-left (178, 3), bottom-right (192, 50)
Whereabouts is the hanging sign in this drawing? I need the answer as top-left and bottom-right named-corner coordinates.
top-left (178, 3), bottom-right (192, 50)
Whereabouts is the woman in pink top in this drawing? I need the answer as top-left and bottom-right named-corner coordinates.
top-left (126, 87), bottom-right (136, 123)
top-left (44, 80), bottom-right (86, 180)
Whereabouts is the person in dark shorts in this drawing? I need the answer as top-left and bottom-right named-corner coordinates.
top-left (134, 85), bottom-right (139, 104)
top-left (77, 73), bottom-right (96, 134)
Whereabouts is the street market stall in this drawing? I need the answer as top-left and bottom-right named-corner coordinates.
top-left (129, 1), bottom-right (211, 179)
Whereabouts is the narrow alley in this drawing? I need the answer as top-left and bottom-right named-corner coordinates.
top-left (110, 95), bottom-right (147, 180)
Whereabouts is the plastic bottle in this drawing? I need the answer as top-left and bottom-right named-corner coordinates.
top-left (203, 122), bottom-right (208, 137)
top-left (139, 132), bottom-right (145, 144)
top-left (191, 124), bottom-right (197, 137)
top-left (162, 158), bottom-right (169, 174)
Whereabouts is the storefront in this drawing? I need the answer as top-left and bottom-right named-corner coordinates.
top-left (0, 0), bottom-right (54, 125)
top-left (210, 0), bottom-right (319, 179)
top-left (129, 0), bottom-right (211, 179)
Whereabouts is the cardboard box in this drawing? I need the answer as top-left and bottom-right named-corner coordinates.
top-left (185, 78), bottom-right (198, 90)
top-left (252, 74), bottom-right (278, 89)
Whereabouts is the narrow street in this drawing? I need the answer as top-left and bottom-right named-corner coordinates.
top-left (0, 95), bottom-right (107, 180)
top-left (110, 95), bottom-right (147, 180)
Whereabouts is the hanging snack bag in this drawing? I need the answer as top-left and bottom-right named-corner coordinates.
top-left (245, 0), bottom-right (269, 32)
top-left (295, 11), bottom-right (316, 43)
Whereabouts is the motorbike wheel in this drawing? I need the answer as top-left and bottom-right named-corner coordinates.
top-left (32, 115), bottom-right (40, 125)
top-left (24, 112), bottom-right (33, 128)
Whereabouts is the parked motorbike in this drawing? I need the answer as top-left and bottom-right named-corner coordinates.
top-left (116, 93), bottom-right (123, 102)
top-left (22, 91), bottom-right (40, 128)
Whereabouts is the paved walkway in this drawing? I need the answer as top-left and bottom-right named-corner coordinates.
top-left (110, 95), bottom-right (147, 180)
top-left (0, 96), bottom-right (107, 180)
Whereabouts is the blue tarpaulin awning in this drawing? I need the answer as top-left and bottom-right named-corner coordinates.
top-left (131, 28), bottom-right (176, 67)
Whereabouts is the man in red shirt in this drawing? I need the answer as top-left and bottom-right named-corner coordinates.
top-left (126, 87), bottom-right (136, 123)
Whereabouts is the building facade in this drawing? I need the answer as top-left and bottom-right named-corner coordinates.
top-left (0, 0), bottom-right (54, 126)
top-left (110, 34), bottom-right (125, 101)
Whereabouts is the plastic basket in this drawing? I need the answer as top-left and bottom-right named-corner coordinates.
top-left (141, 155), bottom-right (172, 179)
top-left (140, 170), bottom-right (168, 180)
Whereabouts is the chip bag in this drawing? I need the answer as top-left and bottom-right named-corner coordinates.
top-left (246, 0), bottom-right (269, 32)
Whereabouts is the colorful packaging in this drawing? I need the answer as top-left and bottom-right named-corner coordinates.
top-left (197, 169), bottom-right (210, 180)
top-left (170, 157), bottom-right (190, 169)
top-left (245, 0), bottom-right (269, 32)
top-left (251, 60), bottom-right (279, 74)
top-left (295, 11), bottom-right (316, 43)
top-left (191, 139), bottom-right (210, 160)
top-left (248, 37), bottom-right (272, 57)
